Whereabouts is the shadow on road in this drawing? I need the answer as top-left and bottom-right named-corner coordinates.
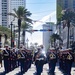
top-left (15, 72), bottom-right (23, 75)
top-left (0, 71), bottom-right (6, 75)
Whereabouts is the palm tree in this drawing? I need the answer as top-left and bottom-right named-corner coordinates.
top-left (0, 26), bottom-right (11, 38)
top-left (0, 26), bottom-right (12, 46)
top-left (21, 21), bottom-right (33, 45)
top-left (62, 9), bottom-right (75, 48)
top-left (57, 5), bottom-right (63, 25)
top-left (50, 33), bottom-right (62, 48)
top-left (8, 6), bottom-right (32, 48)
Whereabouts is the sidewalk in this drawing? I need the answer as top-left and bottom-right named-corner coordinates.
top-left (0, 64), bottom-right (75, 75)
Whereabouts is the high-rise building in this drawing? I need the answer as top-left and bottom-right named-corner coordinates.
top-left (8, 0), bottom-right (26, 28)
top-left (0, 0), bottom-right (26, 27)
top-left (57, 0), bottom-right (75, 48)
top-left (43, 22), bottom-right (56, 51)
top-left (57, 0), bottom-right (75, 10)
top-left (0, 0), bottom-right (8, 27)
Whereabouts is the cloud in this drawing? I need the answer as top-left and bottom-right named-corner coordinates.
top-left (33, 11), bottom-right (56, 29)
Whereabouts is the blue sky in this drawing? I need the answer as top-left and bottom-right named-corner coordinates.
top-left (26, 0), bottom-right (56, 20)
top-left (26, 0), bottom-right (56, 45)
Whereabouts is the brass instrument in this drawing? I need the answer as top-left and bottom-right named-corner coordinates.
top-left (67, 53), bottom-right (72, 60)
top-left (49, 53), bottom-right (56, 59)
top-left (17, 54), bottom-right (21, 59)
top-left (0, 50), bottom-right (3, 54)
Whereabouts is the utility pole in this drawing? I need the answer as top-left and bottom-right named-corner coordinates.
top-left (10, 17), bottom-right (15, 48)
top-left (11, 22), bottom-right (13, 48)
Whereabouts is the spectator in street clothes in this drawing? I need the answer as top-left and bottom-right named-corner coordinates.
top-left (34, 47), bottom-right (46, 75)
top-left (47, 48), bottom-right (57, 75)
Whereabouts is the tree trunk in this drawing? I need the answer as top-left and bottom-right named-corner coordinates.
top-left (22, 30), bottom-right (26, 45)
top-left (18, 19), bottom-right (21, 49)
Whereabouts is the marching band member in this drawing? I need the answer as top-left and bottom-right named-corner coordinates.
top-left (17, 48), bottom-right (26, 74)
top-left (58, 50), bottom-right (66, 72)
top-left (0, 49), bottom-right (3, 67)
top-left (10, 48), bottom-right (17, 70)
top-left (47, 48), bottom-right (57, 75)
top-left (65, 48), bottom-right (74, 75)
top-left (34, 47), bottom-right (46, 75)
top-left (3, 45), bottom-right (11, 73)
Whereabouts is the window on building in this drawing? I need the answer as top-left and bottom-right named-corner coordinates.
top-left (64, 0), bottom-right (68, 9)
top-left (73, 0), bottom-right (75, 9)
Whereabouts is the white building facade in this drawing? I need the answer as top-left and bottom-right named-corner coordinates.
top-left (57, 0), bottom-right (75, 48)
top-left (0, 0), bottom-right (9, 27)
top-left (0, 0), bottom-right (26, 27)
top-left (43, 22), bottom-right (56, 51)
top-left (8, 0), bottom-right (26, 28)
top-left (63, 24), bottom-right (75, 48)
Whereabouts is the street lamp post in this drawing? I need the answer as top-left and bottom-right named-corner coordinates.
top-left (11, 22), bottom-right (13, 48)
top-left (10, 18), bottom-right (15, 48)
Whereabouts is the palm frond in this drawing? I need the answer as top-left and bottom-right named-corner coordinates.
top-left (24, 18), bottom-right (33, 24)
top-left (13, 8), bottom-right (17, 15)
top-left (24, 9), bottom-right (32, 17)
top-left (51, 33), bottom-right (62, 42)
top-left (21, 21), bottom-right (32, 29)
top-left (17, 6), bottom-right (25, 18)
top-left (8, 13), bottom-right (18, 18)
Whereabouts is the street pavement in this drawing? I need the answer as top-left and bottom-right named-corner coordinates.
top-left (0, 64), bottom-right (75, 75)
